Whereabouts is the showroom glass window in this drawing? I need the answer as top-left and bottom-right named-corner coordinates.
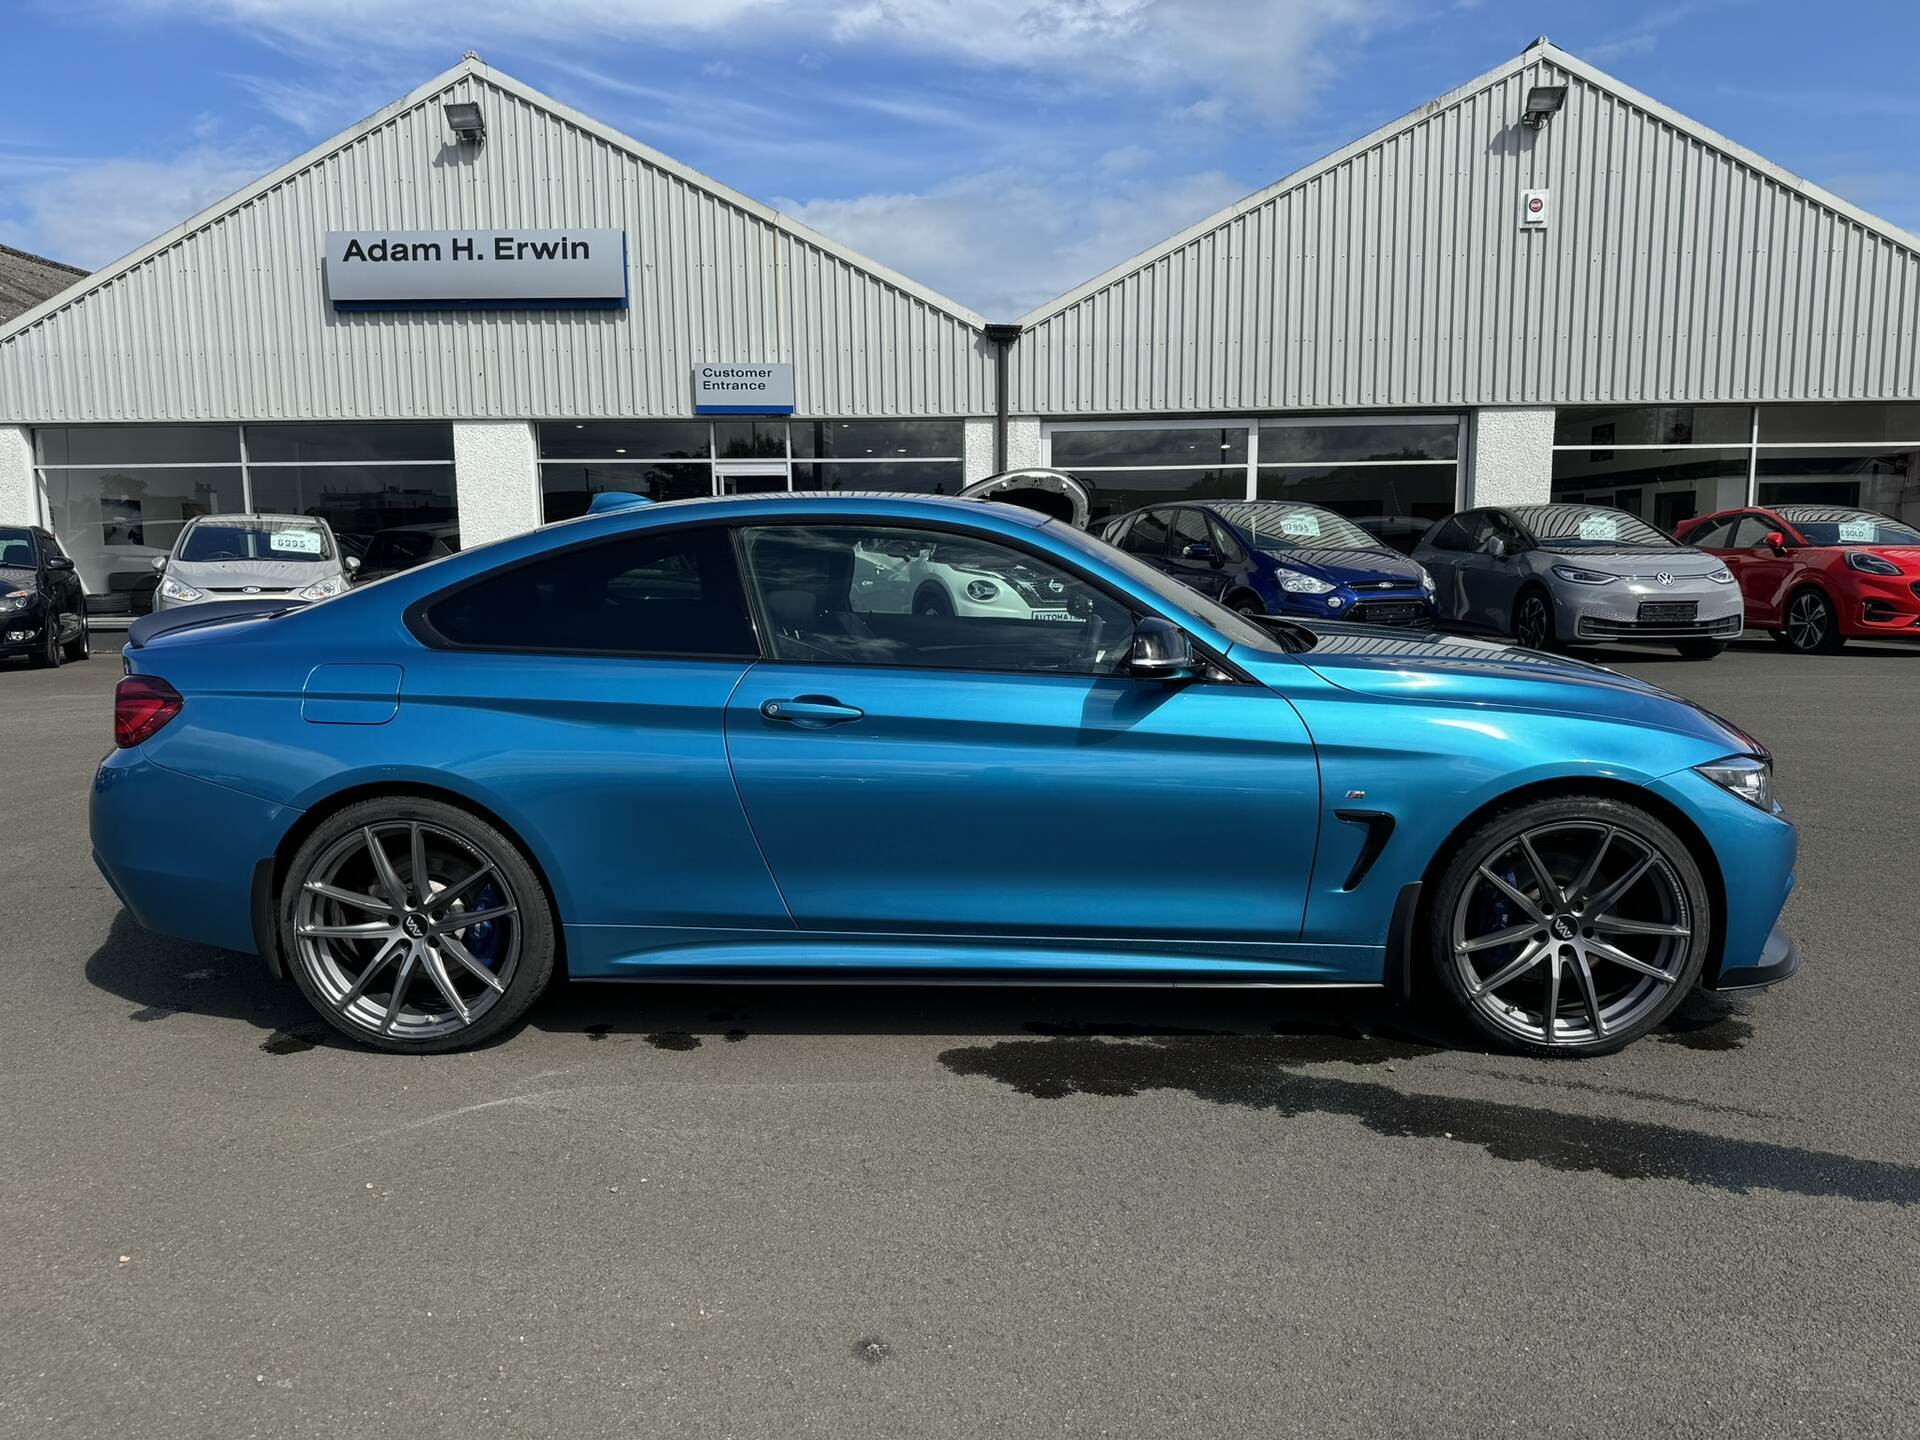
top-left (1045, 415), bottom-right (1462, 549)
top-left (738, 523), bottom-right (1135, 676)
top-left (537, 419), bottom-right (965, 521)
top-left (423, 524), bottom-right (756, 657)
top-left (1551, 404), bottom-right (1920, 533)
top-left (31, 423), bottom-right (451, 613)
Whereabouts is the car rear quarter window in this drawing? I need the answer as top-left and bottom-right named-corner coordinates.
top-left (1730, 516), bottom-right (1777, 549)
top-left (423, 524), bottom-right (758, 657)
top-left (1686, 518), bottom-right (1734, 548)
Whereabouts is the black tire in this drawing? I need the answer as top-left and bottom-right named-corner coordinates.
top-left (63, 615), bottom-right (90, 662)
top-left (913, 585), bottom-right (954, 617)
top-left (279, 795), bottom-right (557, 1053)
top-left (1780, 587), bottom-right (1844, 653)
top-left (1674, 639), bottom-right (1724, 660)
top-left (1427, 795), bottom-right (1712, 1058)
top-left (28, 620), bottom-right (61, 669)
top-left (1227, 590), bottom-right (1265, 617)
top-left (1512, 587), bottom-right (1557, 652)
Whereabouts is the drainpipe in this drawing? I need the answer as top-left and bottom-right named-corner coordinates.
top-left (983, 323), bottom-right (1022, 473)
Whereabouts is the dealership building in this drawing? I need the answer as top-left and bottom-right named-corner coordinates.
top-left (1, 37), bottom-right (1916, 614)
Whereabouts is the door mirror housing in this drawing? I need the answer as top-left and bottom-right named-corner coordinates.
top-left (45, 554), bottom-right (74, 572)
top-left (1179, 540), bottom-right (1219, 566)
top-left (1128, 617), bottom-right (1199, 680)
top-left (345, 555), bottom-right (362, 573)
top-left (1764, 531), bottom-right (1791, 556)
top-left (150, 554), bottom-right (169, 572)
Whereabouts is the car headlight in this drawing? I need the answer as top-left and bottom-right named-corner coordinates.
top-left (158, 575), bottom-right (204, 603)
top-left (1845, 552), bottom-right (1901, 576)
top-left (1417, 566), bottom-right (1435, 593)
top-left (0, 590), bottom-right (29, 613)
top-left (1551, 564), bottom-right (1618, 585)
top-left (1705, 566), bottom-right (1737, 584)
top-left (1275, 569), bottom-right (1334, 595)
top-left (298, 575), bottom-right (347, 601)
top-left (1696, 755), bottom-right (1775, 812)
top-left (965, 579), bottom-right (999, 602)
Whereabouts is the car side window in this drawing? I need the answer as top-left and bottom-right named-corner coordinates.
top-left (1687, 518), bottom-right (1732, 549)
top-left (1424, 517), bottom-right (1467, 552)
top-left (1208, 516), bottom-right (1246, 564)
top-left (423, 524), bottom-right (758, 656)
top-left (1730, 516), bottom-right (1776, 550)
top-left (1465, 514), bottom-right (1508, 555)
top-left (740, 523), bottom-right (1137, 677)
top-left (1121, 509), bottom-right (1172, 558)
top-left (1169, 509), bottom-right (1211, 555)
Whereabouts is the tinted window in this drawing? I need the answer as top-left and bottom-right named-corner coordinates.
top-left (0, 527), bottom-right (34, 569)
top-left (426, 526), bottom-right (756, 656)
top-left (1424, 516), bottom-right (1468, 552)
top-left (1121, 510), bottom-right (1172, 557)
top-left (740, 524), bottom-right (1136, 676)
top-left (1730, 516), bottom-right (1777, 549)
top-left (1686, 518), bottom-right (1734, 549)
top-left (1207, 515), bottom-right (1246, 564)
top-left (1170, 508), bottom-right (1211, 553)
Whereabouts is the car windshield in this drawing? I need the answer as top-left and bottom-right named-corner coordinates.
top-left (1510, 505), bottom-right (1678, 550)
top-left (1776, 507), bottom-right (1920, 547)
top-left (1209, 502), bottom-right (1384, 552)
top-left (1045, 522), bottom-right (1308, 653)
top-left (0, 527), bottom-right (33, 569)
top-left (179, 519), bottom-right (333, 563)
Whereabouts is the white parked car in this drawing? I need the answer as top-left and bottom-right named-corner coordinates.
top-left (852, 534), bottom-right (1090, 623)
top-left (151, 514), bottom-right (358, 611)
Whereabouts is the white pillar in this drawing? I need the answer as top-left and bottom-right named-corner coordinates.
top-left (1466, 407), bottom-right (1555, 508)
top-left (0, 426), bottom-right (34, 527)
top-left (452, 420), bottom-right (540, 547)
top-left (963, 417), bottom-right (995, 483)
top-left (1005, 416), bottom-right (1044, 471)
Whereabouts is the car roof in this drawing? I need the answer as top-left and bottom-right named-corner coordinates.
top-left (565, 490), bottom-right (1051, 528)
top-left (187, 513), bottom-right (334, 528)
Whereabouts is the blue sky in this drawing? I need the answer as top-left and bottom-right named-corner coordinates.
top-left (3, 0), bottom-right (1917, 318)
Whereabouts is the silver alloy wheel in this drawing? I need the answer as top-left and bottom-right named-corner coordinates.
top-left (292, 820), bottom-right (520, 1042)
top-left (1515, 593), bottom-right (1550, 649)
top-left (1449, 821), bottom-right (1691, 1046)
top-left (1786, 591), bottom-right (1827, 650)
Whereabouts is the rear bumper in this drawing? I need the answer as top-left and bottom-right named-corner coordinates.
top-left (91, 750), bottom-right (300, 955)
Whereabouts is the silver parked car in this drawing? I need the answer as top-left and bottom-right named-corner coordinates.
top-left (152, 514), bottom-right (357, 612)
top-left (1414, 504), bottom-right (1742, 658)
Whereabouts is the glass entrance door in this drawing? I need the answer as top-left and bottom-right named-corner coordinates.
top-left (718, 465), bottom-right (788, 495)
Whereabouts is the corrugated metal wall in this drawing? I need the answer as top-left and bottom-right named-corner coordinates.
top-left (0, 74), bottom-right (995, 422)
top-left (1012, 54), bottom-right (1920, 415)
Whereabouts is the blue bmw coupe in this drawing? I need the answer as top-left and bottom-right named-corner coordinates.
top-left (92, 493), bottom-right (1798, 1055)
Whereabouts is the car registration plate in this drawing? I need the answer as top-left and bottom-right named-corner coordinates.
top-left (1637, 601), bottom-right (1697, 623)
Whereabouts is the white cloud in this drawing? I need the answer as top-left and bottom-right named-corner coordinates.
top-left (778, 165), bottom-right (1250, 318)
top-left (13, 145), bottom-right (273, 269)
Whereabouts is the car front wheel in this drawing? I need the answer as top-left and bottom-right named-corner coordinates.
top-left (280, 796), bottom-right (556, 1052)
top-left (1512, 589), bottom-right (1556, 651)
top-left (1780, 588), bottom-right (1844, 653)
top-left (1428, 796), bottom-right (1711, 1056)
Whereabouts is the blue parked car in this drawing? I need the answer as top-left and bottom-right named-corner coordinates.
top-left (93, 493), bottom-right (1797, 1056)
top-left (1101, 500), bottom-right (1437, 625)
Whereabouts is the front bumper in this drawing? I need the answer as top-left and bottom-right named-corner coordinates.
top-left (153, 589), bottom-right (304, 612)
top-left (1281, 589), bottom-right (1434, 626)
top-left (1557, 578), bottom-right (1744, 642)
top-left (1839, 573), bottom-right (1920, 638)
top-left (1708, 922), bottom-right (1799, 991)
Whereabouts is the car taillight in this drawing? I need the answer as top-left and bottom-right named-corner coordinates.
top-left (114, 675), bottom-right (183, 748)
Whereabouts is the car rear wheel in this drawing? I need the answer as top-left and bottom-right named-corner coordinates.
top-left (1512, 589), bottom-right (1556, 651)
top-left (63, 616), bottom-right (90, 662)
top-left (1781, 588), bottom-right (1844, 653)
top-left (280, 796), bottom-right (556, 1053)
top-left (1428, 796), bottom-right (1711, 1057)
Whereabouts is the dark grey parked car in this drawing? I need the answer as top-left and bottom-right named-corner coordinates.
top-left (1414, 504), bottom-right (1742, 658)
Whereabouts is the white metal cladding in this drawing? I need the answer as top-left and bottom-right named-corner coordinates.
top-left (0, 64), bottom-right (995, 423)
top-left (1010, 43), bottom-right (1920, 415)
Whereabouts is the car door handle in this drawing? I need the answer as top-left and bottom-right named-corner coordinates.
top-left (760, 696), bottom-right (865, 727)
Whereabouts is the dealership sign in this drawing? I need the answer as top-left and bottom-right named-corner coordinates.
top-left (693, 363), bottom-right (796, 414)
top-left (324, 229), bottom-right (628, 310)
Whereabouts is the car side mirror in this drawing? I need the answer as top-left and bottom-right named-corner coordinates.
top-left (345, 555), bottom-right (361, 572)
top-left (45, 554), bottom-right (74, 571)
top-left (1180, 540), bottom-right (1219, 566)
top-left (150, 555), bottom-right (168, 572)
top-left (1487, 537), bottom-right (1509, 560)
top-left (1129, 617), bottom-right (1199, 681)
top-left (1765, 531), bottom-right (1790, 556)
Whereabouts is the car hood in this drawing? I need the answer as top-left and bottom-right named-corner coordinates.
top-left (165, 557), bottom-right (338, 589)
top-left (1259, 547), bottom-right (1427, 587)
top-left (1533, 546), bottom-right (1723, 579)
top-left (1277, 623), bottom-right (1746, 748)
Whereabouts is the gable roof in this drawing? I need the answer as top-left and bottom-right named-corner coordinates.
top-left (1016, 37), bottom-right (1920, 329)
top-left (0, 245), bottom-right (87, 326)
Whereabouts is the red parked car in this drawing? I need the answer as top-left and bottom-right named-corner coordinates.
top-left (1675, 504), bottom-right (1920, 652)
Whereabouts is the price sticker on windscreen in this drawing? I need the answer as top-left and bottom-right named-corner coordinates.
top-left (1281, 512), bottom-right (1321, 539)
top-left (1578, 514), bottom-right (1621, 541)
top-left (270, 530), bottom-right (324, 556)
top-left (1838, 520), bottom-right (1876, 542)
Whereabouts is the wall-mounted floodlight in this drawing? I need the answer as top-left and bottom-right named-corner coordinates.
top-left (444, 100), bottom-right (486, 146)
top-left (1521, 85), bottom-right (1566, 128)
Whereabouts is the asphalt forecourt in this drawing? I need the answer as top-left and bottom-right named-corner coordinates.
top-left (1, 638), bottom-right (1913, 1438)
